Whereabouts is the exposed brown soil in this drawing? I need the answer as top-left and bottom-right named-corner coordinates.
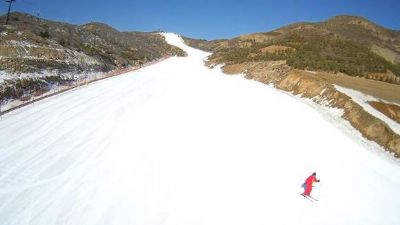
top-left (216, 61), bottom-right (400, 157)
top-left (368, 101), bottom-right (400, 123)
top-left (222, 64), bottom-right (249, 74)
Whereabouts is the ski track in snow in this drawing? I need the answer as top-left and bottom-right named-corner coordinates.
top-left (0, 33), bottom-right (400, 225)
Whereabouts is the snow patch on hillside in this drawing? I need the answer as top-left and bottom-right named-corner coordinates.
top-left (334, 85), bottom-right (400, 135)
top-left (5, 40), bottom-right (39, 48)
top-left (1, 41), bottom-right (101, 65)
top-left (0, 70), bottom-right (100, 83)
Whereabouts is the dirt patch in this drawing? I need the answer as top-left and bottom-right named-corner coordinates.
top-left (368, 101), bottom-right (400, 123)
top-left (223, 63), bottom-right (249, 75)
top-left (371, 45), bottom-right (400, 64)
top-left (301, 71), bottom-right (400, 104)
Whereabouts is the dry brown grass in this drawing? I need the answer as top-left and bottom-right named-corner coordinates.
top-left (222, 63), bottom-right (249, 74)
top-left (301, 71), bottom-right (400, 104)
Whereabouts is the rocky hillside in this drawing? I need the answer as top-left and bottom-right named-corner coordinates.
top-left (0, 12), bottom-right (185, 104)
top-left (186, 15), bottom-right (400, 84)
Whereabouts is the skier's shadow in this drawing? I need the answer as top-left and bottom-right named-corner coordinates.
top-left (301, 183), bottom-right (306, 191)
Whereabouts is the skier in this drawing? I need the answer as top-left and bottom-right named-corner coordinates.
top-left (302, 172), bottom-right (320, 197)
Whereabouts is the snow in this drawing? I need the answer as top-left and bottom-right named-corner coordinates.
top-left (334, 85), bottom-right (400, 135)
top-left (305, 70), bottom-right (317, 74)
top-left (0, 33), bottom-right (400, 225)
top-left (5, 40), bottom-right (39, 48)
top-left (296, 93), bottom-right (398, 163)
top-left (0, 70), bottom-right (112, 112)
top-left (1, 41), bottom-right (100, 65)
top-left (0, 70), bottom-right (99, 83)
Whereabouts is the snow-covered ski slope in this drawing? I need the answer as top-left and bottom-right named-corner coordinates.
top-left (0, 33), bottom-right (400, 225)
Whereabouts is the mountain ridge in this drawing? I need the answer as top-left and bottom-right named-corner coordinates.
top-left (184, 14), bottom-right (400, 79)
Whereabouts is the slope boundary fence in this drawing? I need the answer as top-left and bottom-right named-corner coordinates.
top-left (0, 57), bottom-right (168, 117)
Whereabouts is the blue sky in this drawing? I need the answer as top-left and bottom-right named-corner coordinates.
top-left (2, 0), bottom-right (400, 40)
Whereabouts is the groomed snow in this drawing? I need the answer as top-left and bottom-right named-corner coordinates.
top-left (0, 33), bottom-right (400, 225)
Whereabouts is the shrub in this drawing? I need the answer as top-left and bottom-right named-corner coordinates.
top-left (39, 31), bottom-right (50, 39)
top-left (59, 38), bottom-right (66, 46)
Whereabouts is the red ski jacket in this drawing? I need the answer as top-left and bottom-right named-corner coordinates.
top-left (305, 175), bottom-right (317, 186)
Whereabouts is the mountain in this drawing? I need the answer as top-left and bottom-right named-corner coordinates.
top-left (0, 33), bottom-right (399, 225)
top-left (0, 12), bottom-right (185, 103)
top-left (0, 12), bottom-right (185, 73)
top-left (185, 15), bottom-right (400, 84)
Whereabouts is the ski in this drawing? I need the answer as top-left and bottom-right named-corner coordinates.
top-left (308, 196), bottom-right (318, 201)
top-left (301, 194), bottom-right (318, 202)
top-left (301, 194), bottom-right (314, 202)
